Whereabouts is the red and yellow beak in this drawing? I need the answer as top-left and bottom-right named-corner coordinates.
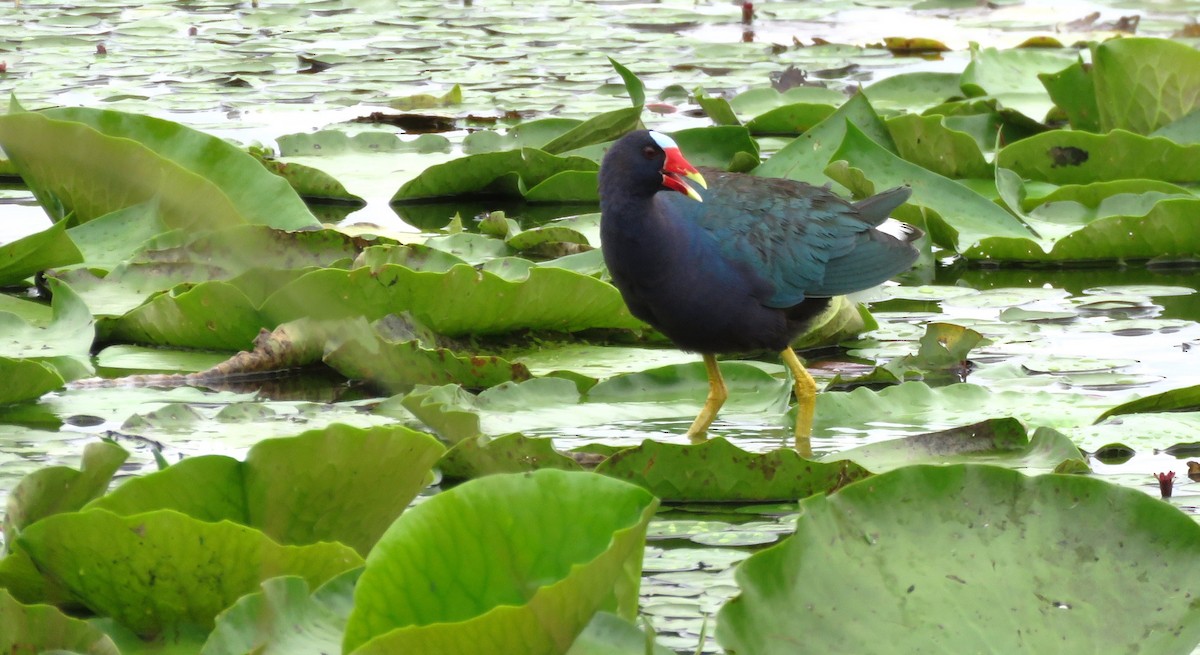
top-left (661, 146), bottom-right (707, 202)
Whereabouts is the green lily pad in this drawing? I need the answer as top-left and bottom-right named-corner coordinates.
top-left (402, 363), bottom-right (791, 442)
top-left (960, 46), bottom-right (1074, 123)
top-left (1095, 383), bottom-right (1200, 422)
top-left (886, 114), bottom-right (991, 179)
top-left (0, 105), bottom-right (318, 230)
top-left (201, 571), bottom-right (361, 655)
top-left (14, 508), bottom-right (362, 636)
top-left (997, 129), bottom-right (1200, 185)
top-left (1039, 59), bottom-right (1100, 132)
top-left (718, 464), bottom-right (1200, 654)
top-left (322, 315), bottom-right (532, 392)
top-left (343, 470), bottom-right (658, 654)
top-left (85, 423), bottom-right (445, 556)
top-left (260, 264), bottom-right (642, 337)
top-left (437, 433), bottom-right (583, 480)
top-left (0, 278), bottom-right (94, 381)
top-left (744, 103), bottom-right (836, 136)
top-left (1090, 37), bottom-right (1200, 135)
top-left (968, 196), bottom-right (1200, 262)
top-left (825, 122), bottom-right (1035, 252)
top-left (822, 418), bottom-right (1088, 473)
top-left (814, 381), bottom-right (1114, 437)
top-left (65, 202), bottom-right (170, 273)
top-left (3, 440), bottom-right (127, 545)
top-left (862, 72), bottom-right (964, 114)
top-left (0, 358), bottom-right (65, 405)
top-left (594, 438), bottom-right (870, 502)
top-left (391, 149), bottom-right (598, 202)
top-left (754, 93), bottom-right (895, 185)
top-left (541, 106), bottom-right (643, 156)
top-left (0, 587), bottom-right (119, 655)
top-left (0, 219), bottom-right (82, 286)
top-left (565, 612), bottom-right (675, 655)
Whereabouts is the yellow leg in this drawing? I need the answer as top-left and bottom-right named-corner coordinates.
top-left (780, 347), bottom-right (816, 457)
top-left (685, 353), bottom-right (727, 443)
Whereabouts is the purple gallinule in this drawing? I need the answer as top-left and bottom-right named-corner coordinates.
top-left (598, 130), bottom-right (919, 452)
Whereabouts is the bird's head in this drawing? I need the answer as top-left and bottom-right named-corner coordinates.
top-left (601, 130), bottom-right (707, 203)
top-left (646, 131), bottom-right (707, 202)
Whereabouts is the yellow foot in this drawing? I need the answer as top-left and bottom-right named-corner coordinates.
top-left (685, 353), bottom-right (727, 443)
top-left (780, 347), bottom-right (816, 457)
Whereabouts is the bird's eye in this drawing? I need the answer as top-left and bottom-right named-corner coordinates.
top-left (641, 145), bottom-right (657, 160)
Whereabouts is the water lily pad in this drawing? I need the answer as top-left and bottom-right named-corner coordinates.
top-left (594, 438), bottom-right (870, 502)
top-left (0, 105), bottom-right (318, 230)
top-left (0, 278), bottom-right (94, 381)
top-left (342, 470), bottom-right (658, 654)
top-left (85, 423), bottom-right (445, 556)
top-left (886, 114), bottom-right (991, 179)
top-left (997, 129), bottom-right (1200, 185)
top-left (825, 122), bottom-right (1035, 252)
top-left (823, 418), bottom-right (1088, 473)
top-left (0, 587), bottom-right (119, 655)
top-left (754, 93), bottom-right (895, 185)
top-left (961, 46), bottom-right (1074, 122)
top-left (0, 219), bottom-right (82, 286)
top-left (718, 464), bottom-right (1200, 654)
top-left (565, 612), bottom-right (675, 655)
top-left (3, 440), bottom-right (127, 545)
top-left (391, 148), bottom-right (598, 202)
top-left (0, 358), bottom-right (64, 405)
top-left (260, 264), bottom-right (642, 337)
top-left (1090, 37), bottom-right (1200, 135)
top-left (437, 433), bottom-right (583, 480)
top-left (14, 508), bottom-right (362, 636)
top-left (862, 72), bottom-right (963, 114)
top-left (201, 571), bottom-right (360, 655)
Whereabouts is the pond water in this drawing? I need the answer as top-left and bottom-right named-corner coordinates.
top-left (3, 0), bottom-right (1200, 652)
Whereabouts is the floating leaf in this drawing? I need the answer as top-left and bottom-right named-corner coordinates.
top-left (997, 129), bottom-right (1200, 185)
top-left (825, 122), bottom-right (1035, 252)
top-left (0, 358), bottom-right (64, 405)
top-left (0, 587), bottom-right (119, 655)
top-left (392, 149), bottom-right (597, 202)
top-left (1039, 59), bottom-right (1100, 132)
top-left (754, 93), bottom-right (894, 184)
top-left (15, 509), bottom-right (362, 636)
top-left (718, 465), bottom-right (1200, 654)
top-left (437, 433), bottom-right (583, 481)
top-left (343, 470), bottom-right (658, 654)
top-left (1090, 37), bottom-right (1200, 134)
top-left (886, 114), bottom-right (991, 179)
top-left (595, 438), bottom-right (870, 502)
top-left (201, 571), bottom-right (360, 655)
top-left (86, 424), bottom-right (445, 556)
top-left (566, 612), bottom-right (675, 655)
top-left (3, 440), bottom-right (127, 545)
top-left (0, 106), bottom-right (318, 230)
top-left (960, 46), bottom-right (1074, 122)
top-left (823, 418), bottom-right (1088, 473)
top-left (0, 219), bottom-right (82, 285)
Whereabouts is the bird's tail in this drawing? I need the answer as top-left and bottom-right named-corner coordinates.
top-left (853, 186), bottom-right (912, 226)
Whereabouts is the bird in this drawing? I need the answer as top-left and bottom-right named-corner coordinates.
top-left (598, 129), bottom-right (920, 453)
